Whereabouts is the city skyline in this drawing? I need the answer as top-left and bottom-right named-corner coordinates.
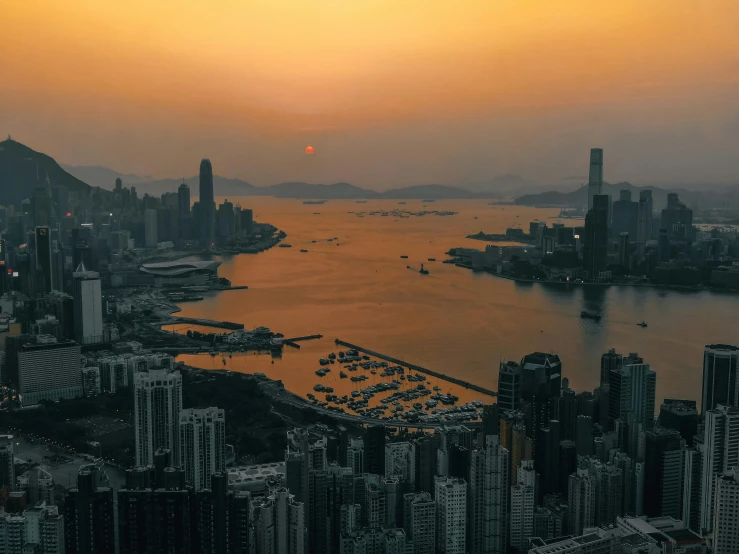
top-left (2, 2), bottom-right (739, 188)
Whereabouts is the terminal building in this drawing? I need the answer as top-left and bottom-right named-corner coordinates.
top-left (109, 259), bottom-right (221, 287)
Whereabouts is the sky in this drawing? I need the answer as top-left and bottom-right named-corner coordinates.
top-left (1, 0), bottom-right (739, 189)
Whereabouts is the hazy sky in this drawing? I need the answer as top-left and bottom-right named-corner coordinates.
top-left (2, 0), bottom-right (738, 188)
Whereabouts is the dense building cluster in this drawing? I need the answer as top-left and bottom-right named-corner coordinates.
top-left (2, 343), bottom-right (737, 553)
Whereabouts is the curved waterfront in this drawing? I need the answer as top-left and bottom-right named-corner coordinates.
top-left (173, 198), bottom-right (739, 411)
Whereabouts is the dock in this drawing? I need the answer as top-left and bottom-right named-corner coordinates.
top-left (334, 339), bottom-right (496, 397)
top-left (283, 334), bottom-right (323, 349)
top-left (164, 317), bottom-right (244, 330)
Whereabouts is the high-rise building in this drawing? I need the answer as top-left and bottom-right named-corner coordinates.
top-left (363, 425), bottom-right (385, 476)
top-left (34, 226), bottom-right (53, 293)
top-left (701, 344), bottom-right (739, 414)
top-left (144, 209), bottom-right (158, 247)
top-left (568, 468), bottom-right (596, 536)
top-left (712, 468), bottom-right (739, 554)
top-left (587, 148), bottom-right (604, 211)
top-left (0, 435), bottom-right (15, 490)
top-left (510, 460), bottom-right (536, 551)
top-left (643, 426), bottom-right (683, 519)
top-left (385, 441), bottom-right (415, 483)
top-left (699, 404), bottom-right (739, 532)
top-left (0, 501), bottom-right (64, 554)
top-left (497, 361), bottom-right (521, 411)
top-left (413, 434), bottom-right (438, 494)
top-left (658, 399), bottom-right (699, 446)
top-left (608, 358), bottom-right (656, 430)
top-left (611, 189), bottom-right (639, 240)
top-left (178, 181), bottom-right (191, 219)
top-left (133, 369), bottom-right (183, 467)
top-left (72, 263), bottom-right (102, 344)
top-left (64, 466), bottom-right (115, 554)
top-left (468, 434), bottom-right (508, 554)
top-left (199, 159), bottom-right (215, 244)
top-left (661, 192), bottom-right (693, 241)
top-left (584, 194), bottom-right (610, 280)
top-left (637, 190), bottom-right (654, 258)
top-left (576, 415), bottom-right (594, 457)
top-left (180, 407), bottom-right (226, 491)
top-left (617, 232), bottom-right (630, 268)
top-left (18, 338), bottom-right (82, 406)
top-left (403, 492), bottom-right (435, 554)
top-left (252, 487), bottom-right (305, 554)
top-left (434, 476), bottom-right (467, 554)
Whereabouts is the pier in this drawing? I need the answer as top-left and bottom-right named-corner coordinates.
top-left (334, 339), bottom-right (496, 397)
top-left (283, 334), bottom-right (324, 349)
top-left (163, 317), bottom-right (245, 330)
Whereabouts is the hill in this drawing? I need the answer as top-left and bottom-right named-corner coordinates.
top-left (0, 138), bottom-right (93, 206)
top-left (61, 164), bottom-right (152, 188)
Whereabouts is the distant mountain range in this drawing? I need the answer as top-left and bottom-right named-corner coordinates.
top-left (0, 138), bottom-right (97, 207)
top-left (514, 181), bottom-right (739, 210)
top-left (62, 164), bottom-right (504, 200)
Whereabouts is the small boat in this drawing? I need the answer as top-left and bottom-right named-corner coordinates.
top-left (279, 243), bottom-right (293, 248)
top-left (400, 255), bottom-right (409, 259)
top-left (419, 264), bottom-right (429, 275)
top-left (428, 258), bottom-right (436, 262)
top-left (339, 371), bottom-right (347, 379)
top-left (580, 311), bottom-right (602, 322)
top-left (637, 321), bottom-right (648, 328)
top-left (222, 358), bottom-right (227, 365)
top-left (300, 249), bottom-right (308, 253)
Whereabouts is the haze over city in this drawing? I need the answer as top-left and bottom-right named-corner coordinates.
top-left (3, 0), bottom-right (739, 188)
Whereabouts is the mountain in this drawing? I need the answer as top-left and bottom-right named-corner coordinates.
top-left (264, 182), bottom-right (377, 199)
top-left (514, 181), bottom-right (738, 210)
top-left (382, 184), bottom-right (479, 199)
top-left (0, 138), bottom-right (94, 206)
top-left (463, 174), bottom-right (540, 196)
top-left (61, 164), bottom-right (151, 188)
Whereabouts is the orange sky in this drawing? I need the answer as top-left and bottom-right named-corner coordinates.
top-left (1, 0), bottom-right (738, 188)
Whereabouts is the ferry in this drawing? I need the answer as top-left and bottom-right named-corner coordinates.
top-left (580, 311), bottom-right (602, 322)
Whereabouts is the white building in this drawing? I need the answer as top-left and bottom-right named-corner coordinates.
top-left (179, 407), bottom-right (226, 491)
top-left (145, 209), bottom-right (158, 247)
top-left (251, 487), bottom-right (305, 554)
top-left (81, 366), bottom-right (101, 396)
top-left (72, 263), bottom-right (103, 344)
top-left (403, 492), bottom-right (435, 554)
top-left (434, 476), bottom-right (466, 554)
top-left (699, 404), bottom-right (739, 532)
top-left (133, 369), bottom-right (182, 467)
top-left (510, 459), bottom-right (536, 551)
top-left (469, 434), bottom-right (508, 554)
top-left (18, 338), bottom-right (82, 406)
top-left (0, 501), bottom-right (64, 554)
top-left (713, 468), bottom-right (739, 554)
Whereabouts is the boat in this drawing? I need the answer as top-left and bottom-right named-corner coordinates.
top-left (339, 371), bottom-right (347, 378)
top-left (428, 258), bottom-right (436, 262)
top-left (300, 249), bottom-right (308, 253)
top-left (303, 200), bottom-right (325, 205)
top-left (580, 311), bottom-right (602, 321)
top-left (637, 321), bottom-right (648, 328)
top-left (400, 255), bottom-right (409, 259)
top-left (419, 264), bottom-right (429, 275)
top-left (279, 243), bottom-right (293, 248)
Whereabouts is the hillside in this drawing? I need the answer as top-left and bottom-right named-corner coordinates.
top-left (0, 138), bottom-right (93, 206)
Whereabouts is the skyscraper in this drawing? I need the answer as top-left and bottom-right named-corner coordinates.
top-left (0, 435), bottom-right (14, 490)
top-left (252, 487), bottom-right (306, 554)
top-left (72, 262), bottom-right (103, 344)
top-left (178, 180), bottom-right (191, 218)
top-left (643, 427), bottom-right (683, 519)
top-left (403, 492), bottom-right (435, 554)
top-left (699, 404), bottom-right (739, 532)
top-left (568, 468), bottom-right (595, 535)
top-left (608, 358), bottom-right (656, 430)
top-left (611, 189), bottom-right (639, 239)
top-left (701, 344), bottom-right (739, 414)
top-left (584, 194), bottom-right (610, 280)
top-left (64, 466), bottom-right (116, 554)
top-left (510, 460), bottom-right (536, 551)
top-left (468, 434), bottom-right (508, 554)
top-left (18, 338), bottom-right (82, 406)
top-left (587, 148), bottom-right (604, 211)
top-left (133, 369), bottom-right (183, 467)
top-left (497, 361), bottom-right (521, 411)
top-left (712, 468), bottom-right (739, 554)
top-left (637, 189), bottom-right (654, 258)
top-left (363, 425), bottom-right (386, 476)
top-left (34, 226), bottom-right (53, 293)
top-left (180, 407), bottom-right (226, 491)
top-left (434, 476), bottom-right (467, 554)
top-left (199, 159), bottom-right (215, 244)
top-left (145, 209), bottom-right (158, 247)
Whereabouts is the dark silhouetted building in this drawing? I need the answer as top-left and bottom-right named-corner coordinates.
top-left (659, 399), bottom-right (698, 446)
top-left (178, 181), bottom-right (191, 218)
top-left (64, 466), bottom-right (116, 554)
top-left (643, 427), bottom-right (683, 519)
top-left (611, 190), bottom-right (638, 240)
top-left (584, 194), bottom-right (610, 280)
top-left (701, 344), bottom-right (739, 414)
top-left (199, 159), bottom-right (215, 244)
top-left (363, 425), bottom-right (386, 476)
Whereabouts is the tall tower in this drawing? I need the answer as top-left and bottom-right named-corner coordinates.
top-left (702, 344), bottom-right (739, 414)
top-left (434, 476), bottom-right (467, 554)
top-left (199, 159), bottom-right (215, 244)
top-left (468, 434), bottom-right (508, 554)
top-left (510, 460), bottom-right (536, 551)
top-left (568, 468), bottom-right (595, 535)
top-left (34, 226), bottom-right (53, 293)
top-left (73, 262), bottom-right (103, 344)
top-left (587, 148), bottom-right (604, 210)
top-left (178, 181), bottom-right (191, 218)
top-left (179, 407), bottom-right (226, 491)
top-left (134, 370), bottom-right (183, 467)
top-left (712, 468), bottom-right (739, 553)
